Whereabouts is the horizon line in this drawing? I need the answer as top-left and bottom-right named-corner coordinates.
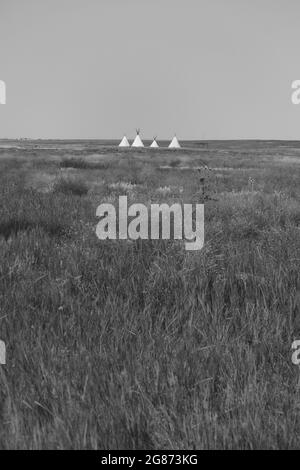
top-left (1, 137), bottom-right (300, 142)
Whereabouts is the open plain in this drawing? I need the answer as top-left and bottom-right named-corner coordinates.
top-left (0, 139), bottom-right (299, 449)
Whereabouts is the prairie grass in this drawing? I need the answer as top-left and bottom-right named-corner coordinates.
top-left (0, 142), bottom-right (299, 449)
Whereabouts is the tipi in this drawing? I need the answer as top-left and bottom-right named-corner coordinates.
top-left (150, 136), bottom-right (159, 148)
top-left (131, 129), bottom-right (144, 148)
top-left (168, 134), bottom-right (181, 149)
top-left (119, 135), bottom-right (130, 147)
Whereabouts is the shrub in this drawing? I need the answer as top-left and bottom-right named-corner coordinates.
top-left (60, 157), bottom-right (89, 169)
top-left (52, 177), bottom-right (89, 196)
top-left (60, 157), bottom-right (111, 170)
top-left (169, 158), bottom-right (181, 168)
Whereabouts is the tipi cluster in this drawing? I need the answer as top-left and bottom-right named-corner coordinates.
top-left (119, 129), bottom-right (181, 149)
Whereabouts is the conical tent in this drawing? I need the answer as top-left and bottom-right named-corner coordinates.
top-left (119, 135), bottom-right (130, 147)
top-left (150, 137), bottom-right (159, 148)
top-left (168, 135), bottom-right (181, 149)
top-left (131, 129), bottom-right (144, 147)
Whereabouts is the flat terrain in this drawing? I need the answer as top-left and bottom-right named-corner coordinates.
top-left (0, 139), bottom-right (299, 449)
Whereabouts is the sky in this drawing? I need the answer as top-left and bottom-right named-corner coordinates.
top-left (0, 0), bottom-right (300, 140)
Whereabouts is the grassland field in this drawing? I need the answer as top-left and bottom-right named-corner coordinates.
top-left (0, 139), bottom-right (299, 449)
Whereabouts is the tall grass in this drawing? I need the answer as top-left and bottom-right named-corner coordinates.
top-left (0, 147), bottom-right (299, 449)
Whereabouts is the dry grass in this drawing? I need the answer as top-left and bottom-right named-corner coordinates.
top-left (0, 141), bottom-right (299, 449)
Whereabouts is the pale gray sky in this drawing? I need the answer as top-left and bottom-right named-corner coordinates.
top-left (0, 0), bottom-right (300, 139)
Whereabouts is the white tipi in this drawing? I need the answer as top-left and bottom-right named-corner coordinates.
top-left (119, 135), bottom-right (130, 147)
top-left (168, 134), bottom-right (181, 149)
top-left (131, 129), bottom-right (144, 148)
top-left (150, 136), bottom-right (159, 148)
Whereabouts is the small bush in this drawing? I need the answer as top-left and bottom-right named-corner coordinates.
top-left (60, 157), bottom-right (111, 170)
top-left (169, 158), bottom-right (181, 168)
top-left (60, 157), bottom-right (89, 169)
top-left (0, 218), bottom-right (69, 240)
top-left (52, 177), bottom-right (89, 196)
